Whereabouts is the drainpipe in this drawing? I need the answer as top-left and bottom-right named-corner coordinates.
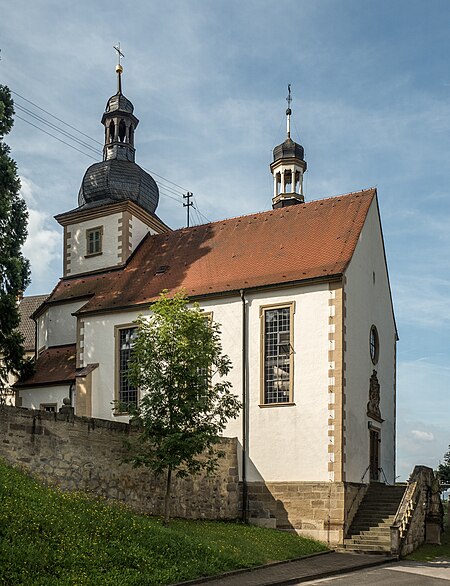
top-left (240, 289), bottom-right (248, 523)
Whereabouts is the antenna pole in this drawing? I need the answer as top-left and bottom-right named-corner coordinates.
top-left (183, 192), bottom-right (194, 227)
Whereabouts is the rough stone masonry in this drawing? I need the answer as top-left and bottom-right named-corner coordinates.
top-left (0, 406), bottom-right (240, 520)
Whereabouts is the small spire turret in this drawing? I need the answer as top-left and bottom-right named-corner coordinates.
top-left (101, 44), bottom-right (139, 163)
top-left (270, 84), bottom-right (307, 209)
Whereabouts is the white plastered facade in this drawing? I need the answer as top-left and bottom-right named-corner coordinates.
top-left (66, 213), bottom-right (123, 275)
top-left (343, 198), bottom-right (397, 484)
top-left (79, 282), bottom-right (331, 482)
top-left (19, 384), bottom-right (71, 411)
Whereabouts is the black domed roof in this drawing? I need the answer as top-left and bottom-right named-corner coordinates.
top-left (273, 137), bottom-right (304, 162)
top-left (105, 93), bottom-right (134, 114)
top-left (78, 159), bottom-right (159, 214)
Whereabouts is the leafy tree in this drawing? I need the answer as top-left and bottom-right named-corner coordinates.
top-left (0, 86), bottom-right (30, 402)
top-left (123, 290), bottom-right (241, 524)
top-left (437, 446), bottom-right (450, 484)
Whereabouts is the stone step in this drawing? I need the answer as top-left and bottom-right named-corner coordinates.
top-left (344, 543), bottom-right (391, 553)
top-left (352, 527), bottom-right (391, 535)
top-left (351, 522), bottom-right (394, 529)
top-left (355, 509), bottom-right (397, 519)
top-left (351, 517), bottom-right (395, 526)
top-left (350, 522), bottom-right (393, 531)
top-left (345, 535), bottom-right (391, 544)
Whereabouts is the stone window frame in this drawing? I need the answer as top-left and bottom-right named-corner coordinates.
top-left (259, 301), bottom-right (295, 407)
top-left (85, 225), bottom-right (103, 257)
top-left (114, 323), bottom-right (138, 415)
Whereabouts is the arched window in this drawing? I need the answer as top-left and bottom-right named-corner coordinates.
top-left (119, 119), bottom-right (126, 142)
top-left (109, 121), bottom-right (115, 143)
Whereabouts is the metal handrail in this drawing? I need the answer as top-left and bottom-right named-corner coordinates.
top-left (361, 464), bottom-right (370, 484)
top-left (379, 467), bottom-right (390, 485)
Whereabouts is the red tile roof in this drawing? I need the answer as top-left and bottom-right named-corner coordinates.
top-left (46, 189), bottom-right (376, 315)
top-left (15, 345), bottom-right (76, 387)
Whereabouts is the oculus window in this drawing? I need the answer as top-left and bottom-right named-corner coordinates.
top-left (369, 325), bottom-right (379, 365)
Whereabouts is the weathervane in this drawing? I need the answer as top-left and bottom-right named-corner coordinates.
top-left (286, 84), bottom-right (292, 138)
top-left (113, 43), bottom-right (125, 93)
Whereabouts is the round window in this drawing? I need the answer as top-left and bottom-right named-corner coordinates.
top-left (369, 325), bottom-right (379, 364)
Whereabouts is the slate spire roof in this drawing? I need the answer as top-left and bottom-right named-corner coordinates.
top-left (41, 188), bottom-right (376, 316)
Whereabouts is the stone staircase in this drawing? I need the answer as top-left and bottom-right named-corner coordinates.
top-left (343, 483), bottom-right (406, 554)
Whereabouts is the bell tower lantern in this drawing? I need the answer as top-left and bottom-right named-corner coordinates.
top-left (270, 85), bottom-right (307, 209)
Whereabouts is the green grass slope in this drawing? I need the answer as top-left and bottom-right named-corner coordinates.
top-left (0, 460), bottom-right (327, 585)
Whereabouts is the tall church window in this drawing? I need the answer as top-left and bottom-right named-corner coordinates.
top-left (261, 303), bottom-right (294, 404)
top-left (116, 326), bottom-right (138, 408)
top-left (86, 227), bottom-right (103, 256)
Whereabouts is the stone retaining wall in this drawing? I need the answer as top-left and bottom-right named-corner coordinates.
top-left (0, 406), bottom-right (239, 520)
top-left (247, 481), bottom-right (355, 545)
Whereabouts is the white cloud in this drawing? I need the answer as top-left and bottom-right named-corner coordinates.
top-left (411, 430), bottom-right (434, 442)
top-left (20, 177), bottom-right (61, 294)
top-left (393, 275), bottom-right (450, 329)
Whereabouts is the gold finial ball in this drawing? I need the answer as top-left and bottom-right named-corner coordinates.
top-left (116, 64), bottom-right (123, 74)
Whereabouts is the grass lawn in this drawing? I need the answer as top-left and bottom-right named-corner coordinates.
top-left (406, 502), bottom-right (450, 562)
top-left (0, 460), bottom-right (327, 585)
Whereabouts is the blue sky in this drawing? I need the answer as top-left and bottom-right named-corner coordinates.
top-left (1, 0), bottom-right (449, 480)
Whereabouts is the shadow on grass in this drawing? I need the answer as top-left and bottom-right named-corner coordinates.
top-left (407, 501), bottom-right (450, 562)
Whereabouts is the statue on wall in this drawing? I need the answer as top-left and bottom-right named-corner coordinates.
top-left (367, 370), bottom-right (382, 421)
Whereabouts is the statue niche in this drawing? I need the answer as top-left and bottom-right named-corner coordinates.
top-left (367, 370), bottom-right (383, 422)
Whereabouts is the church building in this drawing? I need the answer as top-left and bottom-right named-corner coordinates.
top-left (15, 64), bottom-right (398, 544)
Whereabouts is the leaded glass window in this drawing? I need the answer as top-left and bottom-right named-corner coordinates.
top-left (263, 306), bottom-right (293, 404)
top-left (118, 327), bottom-right (138, 407)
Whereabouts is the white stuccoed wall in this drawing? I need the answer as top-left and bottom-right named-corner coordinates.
top-left (37, 300), bottom-right (87, 350)
top-left (19, 385), bottom-right (71, 411)
top-left (130, 215), bottom-right (157, 251)
top-left (82, 283), bottom-right (331, 482)
top-left (67, 213), bottom-right (122, 275)
top-left (344, 198), bottom-right (397, 484)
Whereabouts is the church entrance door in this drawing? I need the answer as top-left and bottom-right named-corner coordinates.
top-left (369, 428), bottom-right (380, 482)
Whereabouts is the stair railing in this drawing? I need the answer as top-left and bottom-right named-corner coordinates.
top-left (379, 467), bottom-right (390, 485)
top-left (390, 466), bottom-right (437, 556)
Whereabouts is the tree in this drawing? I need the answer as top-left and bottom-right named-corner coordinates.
top-left (0, 86), bottom-right (30, 402)
top-left (123, 290), bottom-right (241, 524)
top-left (437, 446), bottom-right (450, 484)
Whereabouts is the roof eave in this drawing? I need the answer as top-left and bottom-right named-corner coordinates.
top-left (74, 272), bottom-right (344, 317)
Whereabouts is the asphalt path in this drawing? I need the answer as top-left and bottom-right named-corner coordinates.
top-left (299, 560), bottom-right (450, 585)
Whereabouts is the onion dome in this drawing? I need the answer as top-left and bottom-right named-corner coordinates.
top-left (78, 159), bottom-right (159, 214)
top-left (272, 137), bottom-right (305, 164)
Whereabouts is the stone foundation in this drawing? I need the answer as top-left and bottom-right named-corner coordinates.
top-left (0, 406), bottom-right (239, 520)
top-left (246, 480), bottom-right (365, 545)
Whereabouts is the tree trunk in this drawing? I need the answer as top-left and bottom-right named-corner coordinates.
top-left (163, 466), bottom-right (172, 525)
